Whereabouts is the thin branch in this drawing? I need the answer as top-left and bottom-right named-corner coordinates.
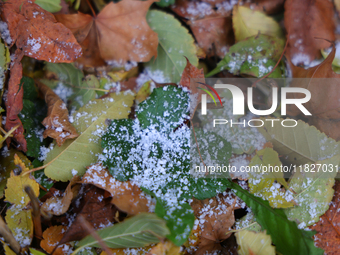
top-left (25, 186), bottom-right (42, 240)
top-left (0, 217), bottom-right (21, 254)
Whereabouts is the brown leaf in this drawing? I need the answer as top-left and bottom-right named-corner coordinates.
top-left (310, 180), bottom-right (340, 254)
top-left (243, 0), bottom-right (284, 15)
top-left (171, 0), bottom-right (234, 58)
top-left (190, 194), bottom-right (237, 255)
top-left (40, 225), bottom-right (72, 255)
top-left (58, 185), bottom-right (120, 243)
top-left (36, 81), bottom-right (78, 146)
top-left (1, 0), bottom-right (82, 62)
top-left (55, 0), bottom-right (158, 67)
top-left (82, 164), bottom-right (154, 215)
top-left (287, 46), bottom-right (340, 140)
top-left (284, 0), bottom-right (335, 66)
top-left (41, 176), bottom-right (80, 216)
top-left (4, 51), bottom-right (26, 151)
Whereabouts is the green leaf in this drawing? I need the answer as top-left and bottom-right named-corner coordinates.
top-left (284, 156), bottom-right (339, 227)
top-left (44, 93), bottom-right (134, 181)
top-left (137, 86), bottom-right (189, 129)
top-left (206, 34), bottom-right (284, 78)
top-left (258, 118), bottom-right (340, 165)
top-left (156, 0), bottom-right (175, 7)
top-left (145, 10), bottom-right (198, 83)
top-left (226, 180), bottom-right (324, 255)
top-left (233, 5), bottom-right (283, 42)
top-left (35, 0), bottom-right (62, 13)
top-left (29, 248), bottom-right (46, 255)
top-left (155, 199), bottom-right (194, 246)
top-left (74, 213), bottom-right (170, 253)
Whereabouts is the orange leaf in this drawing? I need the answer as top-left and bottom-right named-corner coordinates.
top-left (36, 81), bottom-right (78, 146)
top-left (82, 164), bottom-right (155, 215)
top-left (55, 0), bottom-right (158, 67)
top-left (310, 180), bottom-right (340, 254)
top-left (41, 226), bottom-right (72, 255)
top-left (284, 0), bottom-right (335, 66)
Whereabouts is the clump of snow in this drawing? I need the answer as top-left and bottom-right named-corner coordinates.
top-left (291, 53), bottom-right (312, 66)
top-left (39, 143), bottom-right (55, 161)
top-left (0, 21), bottom-right (12, 45)
top-left (53, 82), bottom-right (74, 103)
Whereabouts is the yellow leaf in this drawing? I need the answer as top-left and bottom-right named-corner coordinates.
top-left (5, 206), bottom-right (33, 247)
top-left (136, 81), bottom-right (151, 104)
top-left (1, 240), bottom-right (17, 255)
top-left (148, 241), bottom-right (181, 255)
top-left (107, 66), bottom-right (138, 82)
top-left (4, 154), bottom-right (39, 206)
top-left (232, 6), bottom-right (283, 42)
top-left (235, 230), bottom-right (275, 255)
top-left (248, 148), bottom-right (293, 208)
top-left (0, 149), bottom-right (31, 198)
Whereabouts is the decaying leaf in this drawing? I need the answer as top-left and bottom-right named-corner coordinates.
top-left (40, 226), bottom-right (72, 255)
top-left (310, 180), bottom-right (340, 254)
top-left (190, 194), bottom-right (237, 254)
top-left (147, 241), bottom-right (180, 255)
top-left (55, 0), bottom-right (158, 67)
top-left (235, 230), bottom-right (275, 255)
top-left (1, 0), bottom-right (82, 62)
top-left (232, 5), bottom-right (283, 42)
top-left (36, 81), bottom-right (78, 146)
top-left (41, 176), bottom-right (80, 216)
top-left (284, 0), bottom-right (335, 66)
top-left (82, 164), bottom-right (155, 215)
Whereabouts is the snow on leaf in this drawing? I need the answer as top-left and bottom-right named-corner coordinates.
top-left (40, 226), bottom-right (72, 255)
top-left (44, 92), bottom-right (134, 181)
top-left (145, 10), bottom-right (198, 83)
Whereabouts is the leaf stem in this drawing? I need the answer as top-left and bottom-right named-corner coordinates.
top-left (86, 0), bottom-right (97, 17)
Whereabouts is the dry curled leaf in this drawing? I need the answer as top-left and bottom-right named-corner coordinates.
top-left (41, 226), bottom-right (72, 255)
top-left (41, 176), bottom-right (80, 216)
top-left (310, 181), bottom-right (340, 254)
top-left (36, 81), bottom-right (78, 146)
top-left (82, 164), bottom-right (154, 215)
top-left (55, 0), bottom-right (158, 67)
top-left (284, 0), bottom-right (335, 66)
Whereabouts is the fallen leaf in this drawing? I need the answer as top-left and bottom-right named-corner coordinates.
top-left (243, 0), bottom-right (284, 15)
top-left (36, 81), bottom-right (78, 146)
top-left (40, 225), bottom-right (72, 255)
top-left (286, 47), bottom-right (340, 140)
top-left (55, 0), bottom-right (158, 67)
top-left (58, 186), bottom-right (120, 243)
top-left (232, 5), bottom-right (283, 42)
top-left (190, 195), bottom-right (236, 254)
top-left (82, 164), bottom-right (155, 215)
top-left (171, 0), bottom-right (234, 57)
top-left (284, 0), bottom-right (335, 66)
top-left (310, 180), bottom-right (340, 254)
top-left (41, 176), bottom-right (80, 215)
top-left (235, 230), bottom-right (275, 255)
top-left (43, 92), bottom-right (134, 181)
top-left (147, 241), bottom-right (180, 255)
top-left (1, 241), bottom-right (17, 255)
top-left (35, 0), bottom-right (62, 13)
top-left (4, 154), bottom-right (39, 206)
top-left (1, 0), bottom-right (81, 62)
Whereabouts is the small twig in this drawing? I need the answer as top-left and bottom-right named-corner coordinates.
top-left (0, 217), bottom-right (21, 254)
top-left (24, 186), bottom-right (42, 240)
top-left (86, 0), bottom-right (97, 17)
top-left (23, 154), bottom-right (60, 175)
top-left (72, 215), bottom-right (113, 255)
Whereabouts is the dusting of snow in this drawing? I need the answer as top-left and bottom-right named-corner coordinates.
top-left (53, 82), bottom-right (74, 103)
top-left (0, 21), bottom-right (12, 45)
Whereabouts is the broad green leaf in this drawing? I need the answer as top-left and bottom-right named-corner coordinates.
top-left (248, 148), bottom-right (293, 208)
top-left (44, 63), bottom-right (83, 86)
top-left (137, 86), bottom-right (189, 129)
top-left (146, 10), bottom-right (198, 83)
top-left (284, 156), bottom-right (339, 227)
top-left (206, 34), bottom-right (284, 78)
top-left (44, 93), bottom-right (134, 181)
top-left (74, 213), bottom-right (170, 253)
top-left (235, 230), bottom-right (275, 255)
top-left (155, 199), bottom-right (194, 246)
top-left (258, 118), bottom-right (340, 165)
top-left (35, 0), bottom-right (62, 12)
top-left (226, 180), bottom-right (324, 255)
top-left (5, 206), bottom-right (33, 247)
top-left (233, 5), bottom-right (283, 42)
